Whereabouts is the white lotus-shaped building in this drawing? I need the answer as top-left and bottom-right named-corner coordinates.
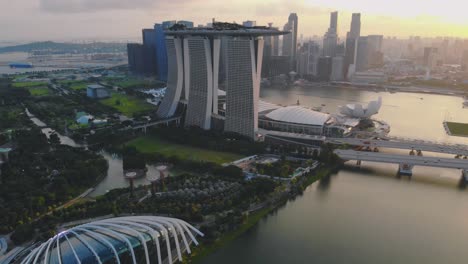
top-left (20, 216), bottom-right (203, 264)
top-left (339, 97), bottom-right (382, 119)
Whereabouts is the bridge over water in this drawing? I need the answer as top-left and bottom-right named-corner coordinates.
top-left (258, 129), bottom-right (468, 156)
top-left (327, 137), bottom-right (468, 156)
top-left (335, 149), bottom-right (468, 180)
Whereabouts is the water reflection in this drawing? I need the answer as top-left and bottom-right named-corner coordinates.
top-left (26, 110), bottom-right (159, 197)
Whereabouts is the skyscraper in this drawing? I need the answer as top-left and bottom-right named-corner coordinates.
top-left (142, 29), bottom-right (157, 74)
top-left (462, 50), bottom-right (468, 71)
top-left (323, 11), bottom-right (339, 57)
top-left (330, 11), bottom-right (338, 34)
top-left (330, 56), bottom-right (345, 81)
top-left (154, 21), bottom-right (194, 82)
top-left (183, 37), bottom-right (219, 129)
top-left (356, 36), bottom-right (369, 72)
top-left (317, 56), bottom-right (332, 81)
top-left (127, 43), bottom-right (145, 73)
top-left (297, 41), bottom-right (320, 79)
top-left (282, 13), bottom-right (298, 69)
top-left (367, 35), bottom-right (384, 68)
top-left (345, 13), bottom-right (361, 77)
top-left (282, 23), bottom-right (293, 57)
top-left (126, 29), bottom-right (157, 75)
top-left (156, 36), bottom-right (185, 118)
top-left (289, 13), bottom-right (298, 61)
top-left (157, 23), bottom-right (286, 139)
top-left (155, 21), bottom-right (176, 82)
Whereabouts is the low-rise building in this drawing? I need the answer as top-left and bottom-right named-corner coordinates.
top-left (86, 84), bottom-right (110, 99)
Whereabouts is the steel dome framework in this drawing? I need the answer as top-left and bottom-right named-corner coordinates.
top-left (21, 216), bottom-right (204, 264)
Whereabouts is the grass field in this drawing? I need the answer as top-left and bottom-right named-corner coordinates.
top-left (28, 86), bottom-right (50, 96)
top-left (58, 80), bottom-right (88, 90)
top-left (114, 78), bottom-right (163, 89)
top-left (100, 93), bottom-right (154, 116)
top-left (12, 81), bottom-right (48, 88)
top-left (126, 135), bottom-right (243, 164)
top-left (70, 82), bottom-right (88, 90)
top-left (446, 122), bottom-right (468, 137)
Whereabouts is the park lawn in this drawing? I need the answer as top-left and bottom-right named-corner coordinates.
top-left (100, 93), bottom-right (154, 116)
top-left (126, 135), bottom-right (243, 164)
top-left (70, 82), bottom-right (88, 90)
top-left (12, 81), bottom-right (48, 88)
top-left (446, 122), bottom-right (468, 136)
top-left (58, 80), bottom-right (88, 90)
top-left (114, 78), bottom-right (162, 89)
top-left (28, 86), bottom-right (51, 96)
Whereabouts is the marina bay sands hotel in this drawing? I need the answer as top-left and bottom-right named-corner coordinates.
top-left (157, 22), bottom-right (288, 140)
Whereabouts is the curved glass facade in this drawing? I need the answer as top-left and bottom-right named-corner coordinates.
top-left (21, 216), bottom-right (203, 264)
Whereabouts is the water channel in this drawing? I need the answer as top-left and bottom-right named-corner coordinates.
top-left (27, 110), bottom-right (157, 197)
top-left (203, 85), bottom-right (468, 263)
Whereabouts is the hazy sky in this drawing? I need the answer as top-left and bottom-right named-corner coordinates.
top-left (1, 0), bottom-right (468, 42)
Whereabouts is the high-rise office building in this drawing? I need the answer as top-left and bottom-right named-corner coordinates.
top-left (142, 29), bottom-right (158, 74)
top-left (183, 37), bottom-right (219, 129)
top-left (367, 35), bottom-right (384, 68)
top-left (157, 23), bottom-right (286, 139)
top-left (330, 56), bottom-right (345, 81)
top-left (345, 13), bottom-right (361, 77)
top-left (317, 56), bottom-right (332, 81)
top-left (323, 11), bottom-right (339, 57)
top-left (356, 36), bottom-right (369, 72)
top-left (154, 20), bottom-right (194, 82)
top-left (423, 47), bottom-right (438, 68)
top-left (282, 13), bottom-right (298, 69)
top-left (462, 50), bottom-right (468, 71)
top-left (289, 13), bottom-right (298, 61)
top-left (127, 29), bottom-right (157, 75)
top-left (155, 21), bottom-right (176, 82)
top-left (329, 11), bottom-right (338, 34)
top-left (156, 37), bottom-right (185, 118)
top-left (349, 13), bottom-right (361, 39)
top-left (127, 43), bottom-right (145, 73)
top-left (297, 41), bottom-right (320, 78)
top-left (282, 23), bottom-right (293, 57)
top-left (273, 33), bottom-right (280, 56)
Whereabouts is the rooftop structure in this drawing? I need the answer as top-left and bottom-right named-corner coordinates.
top-left (265, 106), bottom-right (330, 127)
top-left (86, 84), bottom-right (110, 99)
top-left (164, 22), bottom-right (287, 37)
top-left (20, 216), bottom-right (203, 264)
top-left (339, 97), bottom-right (382, 119)
top-left (157, 22), bottom-right (288, 139)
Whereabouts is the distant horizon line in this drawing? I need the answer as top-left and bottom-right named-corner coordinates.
top-left (2, 34), bottom-right (468, 45)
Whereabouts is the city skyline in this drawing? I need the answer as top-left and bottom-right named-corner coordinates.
top-left (1, 0), bottom-right (468, 41)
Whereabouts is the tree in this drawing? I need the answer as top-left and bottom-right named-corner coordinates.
top-left (214, 165), bottom-right (243, 179)
top-left (49, 133), bottom-right (61, 146)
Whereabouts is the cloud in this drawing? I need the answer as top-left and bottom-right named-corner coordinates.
top-left (39, 0), bottom-right (176, 13)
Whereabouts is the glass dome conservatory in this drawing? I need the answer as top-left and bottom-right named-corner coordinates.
top-left (20, 216), bottom-right (204, 264)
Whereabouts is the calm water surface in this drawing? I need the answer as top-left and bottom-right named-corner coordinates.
top-left (203, 85), bottom-right (468, 264)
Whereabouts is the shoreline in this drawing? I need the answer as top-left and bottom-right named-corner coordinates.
top-left (329, 84), bottom-right (467, 97)
top-left (187, 166), bottom-right (334, 263)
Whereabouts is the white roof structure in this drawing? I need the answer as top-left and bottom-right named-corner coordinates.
top-left (339, 97), bottom-right (382, 119)
top-left (21, 216), bottom-right (203, 264)
top-left (258, 100), bottom-right (281, 113)
top-left (265, 106), bottom-right (331, 126)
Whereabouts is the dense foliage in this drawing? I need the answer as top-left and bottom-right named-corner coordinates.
top-left (0, 129), bottom-right (108, 240)
top-left (152, 127), bottom-right (265, 155)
